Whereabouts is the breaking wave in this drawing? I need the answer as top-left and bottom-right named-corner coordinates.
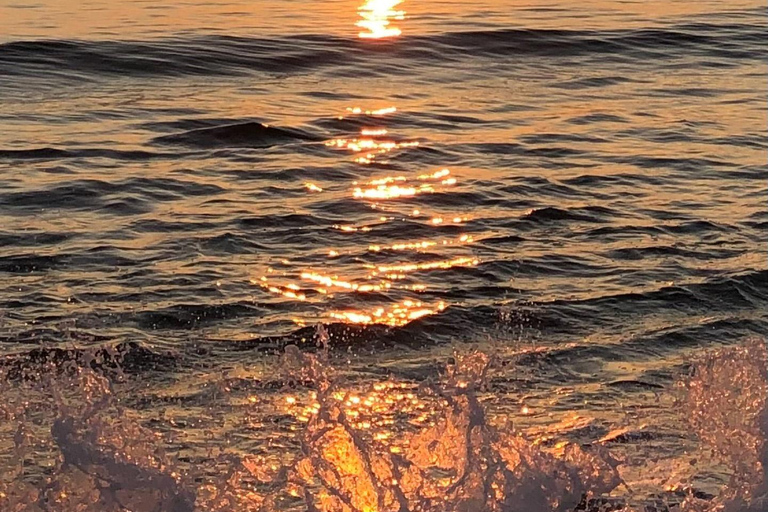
top-left (1, 337), bottom-right (766, 511)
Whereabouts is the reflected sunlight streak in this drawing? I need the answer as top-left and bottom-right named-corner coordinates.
top-left (357, 0), bottom-right (405, 39)
top-left (345, 106), bottom-right (397, 116)
top-left (368, 234), bottom-right (473, 252)
top-left (353, 169), bottom-right (456, 199)
top-left (371, 256), bottom-right (479, 275)
top-left (325, 135), bottom-right (419, 165)
top-left (330, 299), bottom-right (446, 326)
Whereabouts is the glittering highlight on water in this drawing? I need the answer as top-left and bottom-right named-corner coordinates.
top-left (357, 0), bottom-right (405, 39)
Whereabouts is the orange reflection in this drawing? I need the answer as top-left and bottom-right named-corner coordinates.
top-left (330, 299), bottom-right (446, 326)
top-left (284, 380), bottom-right (429, 431)
top-left (326, 133), bottom-right (419, 165)
top-left (345, 106), bottom-right (397, 116)
top-left (353, 169), bottom-right (456, 199)
top-left (300, 271), bottom-right (392, 293)
top-left (357, 0), bottom-right (405, 39)
top-left (248, 108), bottom-right (478, 331)
top-left (371, 256), bottom-right (479, 275)
top-left (332, 223), bottom-right (373, 232)
top-left (417, 168), bottom-right (450, 180)
top-left (430, 215), bottom-right (469, 225)
top-left (353, 184), bottom-right (430, 199)
top-left (369, 176), bottom-right (406, 185)
top-left (361, 128), bottom-right (388, 136)
top-left (252, 278), bottom-right (308, 301)
top-left (368, 234), bottom-right (473, 252)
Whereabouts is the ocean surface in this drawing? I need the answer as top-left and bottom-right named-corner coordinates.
top-left (0, 0), bottom-right (766, 510)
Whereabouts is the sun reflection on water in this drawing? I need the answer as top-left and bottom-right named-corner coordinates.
top-left (352, 168), bottom-right (456, 199)
top-left (330, 299), bottom-right (446, 326)
top-left (332, 223), bottom-right (373, 232)
top-left (357, 0), bottom-right (405, 39)
top-left (361, 128), bottom-right (388, 136)
top-left (285, 380), bottom-right (432, 429)
top-left (371, 256), bottom-right (479, 275)
top-left (325, 131), bottom-right (419, 165)
top-left (345, 106), bottom-right (397, 116)
top-left (253, 106), bottom-right (479, 329)
top-left (369, 234), bottom-right (474, 252)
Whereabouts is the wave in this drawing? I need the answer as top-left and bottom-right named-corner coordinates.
top-left (0, 121), bottom-right (320, 159)
top-left (151, 121), bottom-right (321, 149)
top-left (131, 302), bottom-right (262, 330)
top-left (520, 206), bottom-right (614, 224)
top-left (0, 36), bottom-right (350, 79)
top-left (1, 257), bottom-right (764, 365)
top-left (0, 21), bottom-right (764, 81)
top-left (0, 147), bottom-right (178, 161)
top-left (90, 270), bottom-right (766, 359)
top-left (422, 23), bottom-right (767, 59)
top-left (0, 177), bottom-right (223, 214)
top-left (0, 231), bottom-right (71, 247)
top-left (246, 269), bottom-right (766, 351)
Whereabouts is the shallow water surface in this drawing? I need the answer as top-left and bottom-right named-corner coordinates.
top-left (0, 0), bottom-right (766, 509)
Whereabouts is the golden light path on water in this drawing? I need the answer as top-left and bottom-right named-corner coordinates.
top-left (345, 106), bottom-right (397, 116)
top-left (325, 131), bottom-right (419, 165)
top-left (368, 234), bottom-right (474, 252)
top-left (357, 0), bottom-right (405, 38)
top-left (252, 96), bottom-right (479, 328)
top-left (1, 1), bottom-right (764, 509)
top-left (352, 168), bottom-right (457, 199)
top-left (370, 256), bottom-right (480, 275)
top-left (330, 300), bottom-right (447, 326)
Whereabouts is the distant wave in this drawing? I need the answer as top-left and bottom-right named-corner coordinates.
top-left (0, 21), bottom-right (765, 81)
top-left (0, 37), bottom-right (350, 78)
top-left (0, 121), bottom-right (321, 158)
top-left (421, 22), bottom-right (768, 58)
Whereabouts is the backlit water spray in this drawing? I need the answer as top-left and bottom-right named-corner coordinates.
top-left (1, 337), bottom-right (767, 511)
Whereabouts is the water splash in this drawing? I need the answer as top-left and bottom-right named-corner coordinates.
top-left (0, 351), bottom-right (195, 512)
top-left (677, 337), bottom-right (768, 511)
top-left (258, 348), bottom-right (624, 512)
top-left (2, 339), bottom-right (767, 511)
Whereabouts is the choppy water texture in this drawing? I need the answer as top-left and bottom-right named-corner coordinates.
top-left (0, 0), bottom-right (766, 510)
